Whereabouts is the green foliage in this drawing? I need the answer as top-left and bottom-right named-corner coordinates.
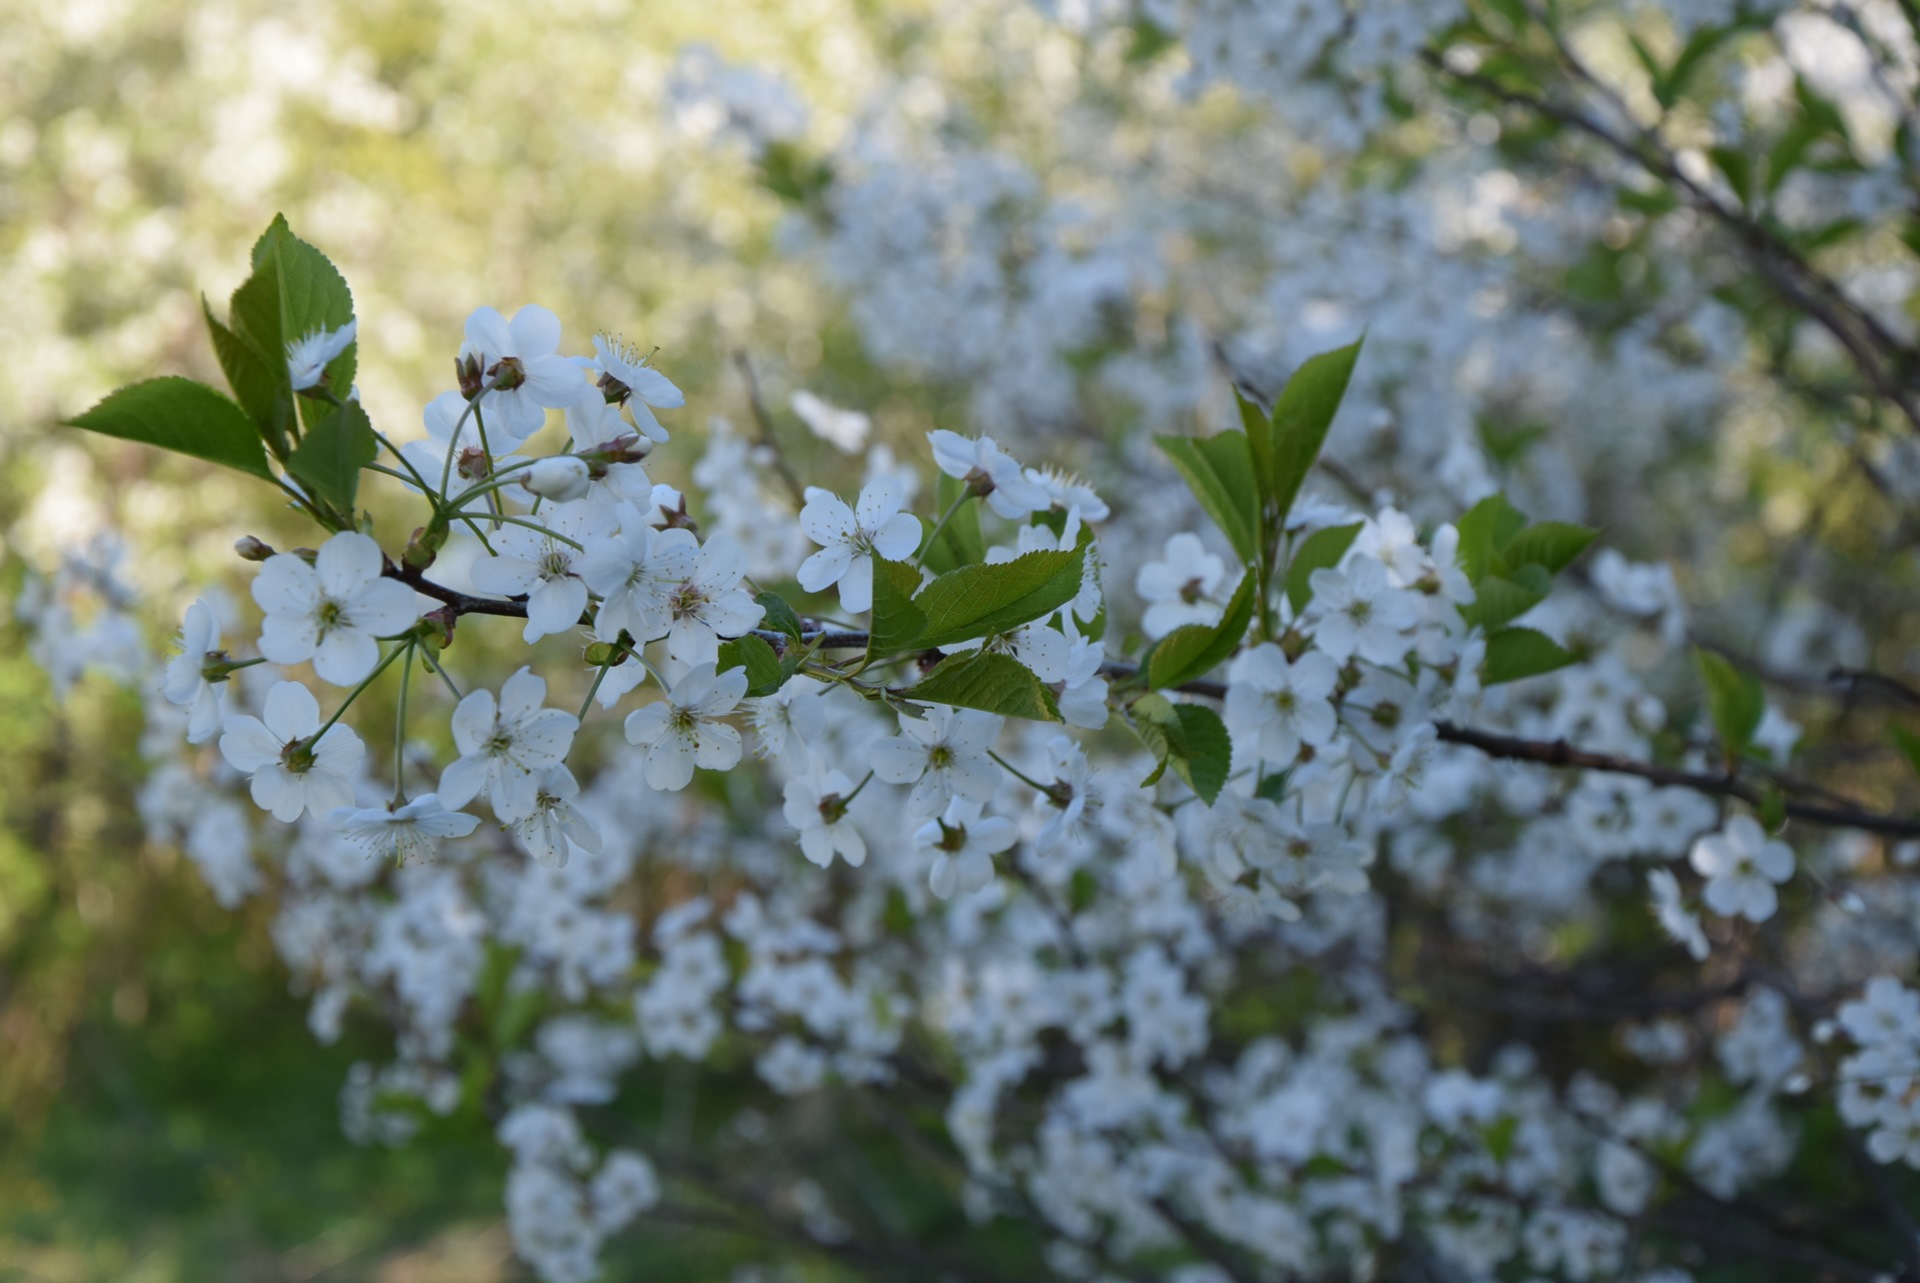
top-left (1254, 337), bottom-right (1364, 524)
top-left (285, 399), bottom-right (376, 515)
top-left (1460, 564), bottom-right (1552, 631)
top-left (1132, 694), bottom-right (1231, 804)
top-left (1481, 626), bottom-right (1577, 685)
top-left (1157, 432), bottom-right (1259, 564)
top-left (866, 558), bottom-right (928, 662)
top-left (717, 634), bottom-right (791, 697)
top-left (908, 651), bottom-right (1062, 721)
top-left (65, 378), bottom-right (274, 480)
top-left (921, 471), bottom-right (985, 573)
top-left (755, 590), bottom-right (805, 641)
top-left (1696, 648), bottom-right (1765, 762)
top-left (1148, 569), bottom-right (1256, 689)
top-left (905, 548), bottom-right (1085, 652)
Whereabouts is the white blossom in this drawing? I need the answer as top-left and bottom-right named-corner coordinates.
top-left (219, 681), bottom-right (364, 822)
top-left (253, 532), bottom-right (421, 685)
top-left (623, 663), bottom-right (748, 791)
top-left (439, 668), bottom-right (580, 822)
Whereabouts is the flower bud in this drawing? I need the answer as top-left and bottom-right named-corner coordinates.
top-left (404, 521), bottom-right (449, 571)
top-left (235, 535), bottom-right (276, 562)
top-left (584, 641), bottom-right (623, 666)
top-left (415, 607), bottom-right (456, 653)
top-left (525, 456), bottom-right (592, 503)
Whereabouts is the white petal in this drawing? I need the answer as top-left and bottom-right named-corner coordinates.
top-left (315, 531), bottom-right (382, 598)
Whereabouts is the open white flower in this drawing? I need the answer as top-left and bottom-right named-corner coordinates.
top-left (162, 597), bottom-right (227, 744)
top-left (219, 681), bottom-right (364, 822)
top-left (509, 765), bottom-right (603, 867)
top-left (577, 334), bottom-right (684, 431)
top-left (1136, 533), bottom-right (1230, 639)
top-left (562, 394), bottom-right (655, 507)
top-left (329, 794), bottom-right (480, 864)
top-left (1305, 554), bottom-right (1421, 667)
top-left (469, 501), bottom-right (615, 643)
top-left (782, 766), bottom-right (868, 868)
top-left (662, 534), bottom-right (764, 667)
top-left (926, 430), bottom-right (1050, 519)
top-left (253, 532), bottom-right (421, 686)
top-left (870, 705), bottom-right (1002, 819)
top-left (797, 477), bottom-right (921, 613)
top-left (915, 798), bottom-right (1017, 899)
top-left (439, 668), bottom-right (580, 822)
top-left (579, 509), bottom-right (701, 645)
top-left (1690, 816), bottom-right (1794, 922)
top-left (1225, 644), bottom-right (1339, 768)
top-left (624, 663), bottom-right (749, 791)
top-left (286, 320), bottom-right (356, 391)
top-left (459, 304), bottom-right (586, 442)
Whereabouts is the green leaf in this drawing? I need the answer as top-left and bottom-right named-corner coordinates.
top-left (755, 591), bottom-right (805, 641)
top-left (1890, 725), bottom-right (1920, 781)
top-left (1481, 627), bottom-right (1577, 685)
top-left (1149, 569), bottom-right (1256, 689)
top-left (1696, 648), bottom-right (1764, 760)
top-left (203, 296), bottom-right (294, 457)
top-left (717, 634), bottom-right (789, 697)
top-left (1459, 564), bottom-right (1552, 631)
top-left (1169, 704), bottom-right (1231, 803)
top-left (1285, 522), bottom-right (1364, 614)
top-left (1131, 695), bottom-right (1231, 804)
top-left (66, 377), bottom-right (274, 480)
top-left (1709, 146), bottom-right (1752, 207)
top-left (913, 548), bottom-right (1085, 651)
top-left (231, 215), bottom-right (357, 436)
top-left (866, 558), bottom-right (927, 661)
top-left (1501, 522), bottom-right (1599, 575)
top-left (1157, 432), bottom-right (1259, 564)
top-left (1455, 493), bottom-right (1527, 582)
top-left (1267, 338), bottom-right (1363, 523)
top-left (286, 399), bottom-right (376, 515)
top-left (921, 470), bottom-right (985, 573)
top-left (907, 651), bottom-right (1061, 721)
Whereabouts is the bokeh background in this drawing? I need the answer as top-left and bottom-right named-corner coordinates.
top-left (7, 0), bottom-right (1919, 1277)
top-left (0, 1), bottom-right (903, 1276)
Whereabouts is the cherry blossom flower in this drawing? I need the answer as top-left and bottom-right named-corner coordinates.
top-left (579, 509), bottom-right (701, 646)
top-left (797, 477), bottom-right (921, 612)
top-left (1304, 554), bottom-right (1421, 666)
top-left (1136, 532), bottom-right (1230, 639)
top-left (870, 705), bottom-right (1002, 818)
top-left (470, 501), bottom-right (616, 643)
top-left (1689, 816), bottom-right (1794, 922)
top-left (562, 394), bottom-right (655, 507)
top-left (509, 765), bottom-right (602, 867)
top-left (253, 531), bottom-right (421, 685)
top-left (782, 766), bottom-right (868, 868)
top-left (916, 798), bottom-right (1018, 899)
top-left (439, 668), bottom-right (580, 822)
top-left (401, 390), bottom-right (529, 500)
top-left (330, 794), bottom-right (481, 864)
top-left (218, 681), bottom-right (364, 822)
top-left (577, 334), bottom-right (684, 435)
top-left (459, 305), bottom-right (586, 442)
top-left (163, 597), bottom-right (227, 743)
top-left (926, 430), bottom-right (1050, 519)
top-left (662, 534), bottom-right (764, 667)
top-left (286, 320), bottom-right (356, 391)
top-left (1225, 644), bottom-right (1339, 767)
top-left (624, 663), bottom-right (748, 791)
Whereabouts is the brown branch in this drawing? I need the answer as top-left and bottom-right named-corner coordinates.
top-left (1426, 49), bottom-right (1920, 434)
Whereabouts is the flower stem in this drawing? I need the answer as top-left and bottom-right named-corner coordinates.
top-left (914, 491), bottom-right (972, 569)
top-left (988, 750), bottom-right (1050, 793)
top-left (391, 639), bottom-right (416, 805)
top-left (308, 643), bottom-right (409, 744)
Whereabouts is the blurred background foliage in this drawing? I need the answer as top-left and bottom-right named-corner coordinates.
top-left (0, 0), bottom-right (920, 1275)
top-left (9, 0), bottom-right (1920, 1276)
